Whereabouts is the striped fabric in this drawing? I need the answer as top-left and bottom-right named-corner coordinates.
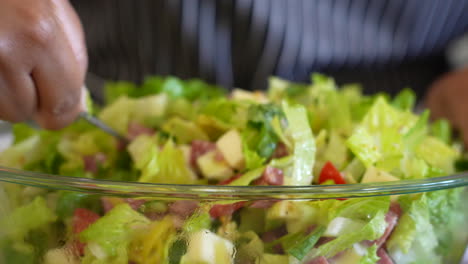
top-left (71, 0), bottom-right (468, 96)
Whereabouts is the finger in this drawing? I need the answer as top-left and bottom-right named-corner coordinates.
top-left (0, 67), bottom-right (36, 122)
top-left (32, 22), bottom-right (86, 129)
top-left (52, 0), bottom-right (88, 77)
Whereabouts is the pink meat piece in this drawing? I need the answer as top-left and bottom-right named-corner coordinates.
top-left (389, 202), bottom-right (402, 218)
top-left (364, 203), bottom-right (401, 247)
top-left (101, 197), bottom-right (146, 212)
top-left (209, 202), bottom-right (246, 218)
top-left (306, 256), bottom-right (329, 264)
top-left (101, 197), bottom-right (115, 213)
top-left (253, 167), bottom-right (284, 186)
top-left (375, 209), bottom-right (399, 247)
top-left (272, 143), bottom-right (289, 158)
top-left (190, 140), bottom-right (216, 168)
top-left (377, 248), bottom-right (394, 264)
top-left (315, 237), bottom-right (335, 247)
top-left (124, 198), bottom-right (146, 211)
top-left (249, 200), bottom-right (277, 209)
top-left (261, 226), bottom-right (288, 254)
top-left (168, 200), bottom-right (199, 219)
top-left (83, 153), bottom-right (107, 173)
top-left (127, 122), bottom-right (155, 140)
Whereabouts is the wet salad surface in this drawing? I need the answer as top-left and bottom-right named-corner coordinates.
top-left (0, 74), bottom-right (467, 264)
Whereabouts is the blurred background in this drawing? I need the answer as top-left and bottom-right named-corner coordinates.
top-left (70, 0), bottom-right (468, 99)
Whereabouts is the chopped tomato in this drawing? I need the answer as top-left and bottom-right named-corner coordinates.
top-left (72, 208), bottom-right (100, 256)
top-left (319, 161), bottom-right (346, 185)
top-left (209, 202), bottom-right (246, 218)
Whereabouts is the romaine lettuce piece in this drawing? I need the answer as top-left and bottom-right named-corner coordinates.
top-left (0, 196), bottom-right (56, 242)
top-left (392, 88), bottom-right (416, 111)
top-left (236, 231), bottom-right (264, 263)
top-left (0, 135), bottom-right (41, 169)
top-left (80, 204), bottom-right (150, 264)
top-left (282, 102), bottom-right (316, 185)
top-left (11, 123), bottom-right (37, 144)
top-left (129, 215), bottom-right (177, 264)
top-left (129, 136), bottom-right (196, 184)
top-left (415, 136), bottom-right (459, 175)
top-left (162, 117), bottom-right (209, 144)
top-left (286, 226), bottom-right (325, 261)
top-left (99, 94), bottom-right (167, 134)
top-left (358, 244), bottom-right (380, 264)
top-left (310, 210), bottom-right (387, 259)
top-left (387, 194), bottom-right (438, 258)
top-left (228, 166), bottom-right (265, 186)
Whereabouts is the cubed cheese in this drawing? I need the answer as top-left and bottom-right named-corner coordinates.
top-left (216, 130), bottom-right (245, 170)
top-left (181, 229), bottom-right (234, 264)
top-left (361, 166), bottom-right (400, 183)
top-left (44, 248), bottom-right (78, 264)
top-left (197, 151), bottom-right (233, 180)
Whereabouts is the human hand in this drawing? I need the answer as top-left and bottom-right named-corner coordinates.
top-left (0, 0), bottom-right (87, 129)
top-left (426, 67), bottom-right (468, 146)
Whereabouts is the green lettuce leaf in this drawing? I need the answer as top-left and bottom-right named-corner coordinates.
top-left (311, 210), bottom-right (387, 259)
top-left (359, 244), bottom-right (380, 264)
top-left (80, 204), bottom-right (150, 263)
top-left (129, 136), bottom-right (195, 184)
top-left (282, 101), bottom-right (316, 185)
top-left (0, 196), bottom-right (56, 242)
top-left (392, 88), bottom-right (416, 111)
top-left (387, 194), bottom-right (438, 256)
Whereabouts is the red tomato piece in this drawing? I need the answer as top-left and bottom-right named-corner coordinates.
top-left (319, 161), bottom-right (346, 185)
top-left (209, 201), bottom-right (246, 218)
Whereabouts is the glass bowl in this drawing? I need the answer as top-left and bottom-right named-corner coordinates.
top-left (0, 166), bottom-right (467, 264)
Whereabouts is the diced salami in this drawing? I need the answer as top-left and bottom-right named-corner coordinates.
top-left (101, 197), bottom-right (145, 212)
top-left (101, 197), bottom-right (115, 213)
top-left (218, 174), bottom-right (242, 185)
top-left (72, 208), bottom-right (100, 256)
top-left (209, 201), bottom-right (246, 218)
top-left (127, 122), bottom-right (155, 140)
top-left (261, 226), bottom-right (288, 254)
top-left (389, 202), bottom-right (402, 218)
top-left (365, 205), bottom-right (400, 247)
top-left (190, 140), bottom-right (216, 168)
top-left (375, 210), bottom-right (399, 247)
top-left (253, 167), bottom-right (284, 186)
top-left (83, 153), bottom-right (107, 173)
top-left (377, 248), bottom-right (394, 264)
top-left (125, 198), bottom-right (147, 211)
top-left (272, 143), bottom-right (289, 158)
top-left (249, 200), bottom-right (277, 209)
top-left (315, 237), bottom-right (335, 247)
top-left (306, 256), bottom-right (329, 264)
top-left (168, 200), bottom-right (199, 219)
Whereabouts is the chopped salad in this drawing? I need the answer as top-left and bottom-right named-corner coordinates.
top-left (0, 74), bottom-right (466, 264)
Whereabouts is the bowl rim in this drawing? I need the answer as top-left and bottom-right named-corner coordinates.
top-left (0, 166), bottom-right (467, 200)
